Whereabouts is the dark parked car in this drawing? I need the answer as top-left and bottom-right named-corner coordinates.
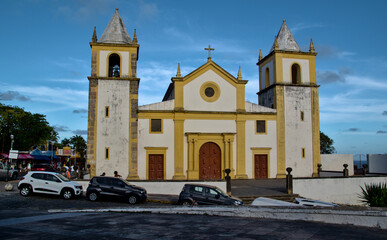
top-left (86, 176), bottom-right (147, 204)
top-left (31, 164), bottom-right (57, 172)
top-left (178, 184), bottom-right (243, 206)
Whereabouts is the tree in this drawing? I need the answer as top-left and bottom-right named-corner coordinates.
top-left (69, 135), bottom-right (87, 160)
top-left (320, 131), bottom-right (336, 154)
top-left (0, 103), bottom-right (57, 152)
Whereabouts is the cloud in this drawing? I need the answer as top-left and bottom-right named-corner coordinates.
top-left (73, 129), bottom-right (87, 135)
top-left (47, 78), bottom-right (88, 84)
top-left (317, 45), bottom-right (356, 59)
top-left (377, 130), bottom-right (387, 134)
top-left (290, 22), bottom-right (326, 34)
top-left (348, 128), bottom-right (360, 132)
top-left (317, 71), bottom-right (345, 84)
top-left (54, 125), bottom-right (70, 132)
top-left (382, 111), bottom-right (387, 116)
top-left (0, 91), bottom-right (30, 101)
top-left (73, 109), bottom-right (88, 114)
top-left (138, 0), bottom-right (158, 19)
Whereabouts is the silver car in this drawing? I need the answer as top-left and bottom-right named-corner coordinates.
top-left (0, 162), bottom-right (18, 180)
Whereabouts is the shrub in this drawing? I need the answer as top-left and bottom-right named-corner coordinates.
top-left (360, 182), bottom-right (387, 207)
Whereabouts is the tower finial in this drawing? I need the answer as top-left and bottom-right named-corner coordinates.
top-left (259, 49), bottom-right (263, 61)
top-left (132, 29), bottom-right (137, 44)
top-left (309, 38), bottom-right (315, 53)
top-left (92, 26), bottom-right (97, 43)
top-left (274, 36), bottom-right (279, 50)
top-left (283, 19), bottom-right (286, 23)
top-left (237, 66), bottom-right (242, 80)
top-left (204, 44), bottom-right (215, 61)
top-left (116, 8), bottom-right (119, 11)
top-left (176, 63), bottom-right (181, 77)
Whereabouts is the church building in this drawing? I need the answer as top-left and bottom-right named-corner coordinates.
top-left (87, 9), bottom-right (321, 180)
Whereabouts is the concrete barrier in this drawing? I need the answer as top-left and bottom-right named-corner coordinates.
top-left (293, 176), bottom-right (387, 205)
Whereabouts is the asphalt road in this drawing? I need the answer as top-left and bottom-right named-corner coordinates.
top-left (1, 185), bottom-right (387, 239)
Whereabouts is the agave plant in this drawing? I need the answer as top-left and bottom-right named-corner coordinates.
top-left (359, 182), bottom-right (387, 207)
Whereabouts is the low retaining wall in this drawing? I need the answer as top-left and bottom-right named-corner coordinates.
top-left (293, 176), bottom-right (387, 205)
top-left (75, 180), bottom-right (226, 195)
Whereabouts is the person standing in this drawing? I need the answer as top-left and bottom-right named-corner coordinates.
top-left (114, 171), bottom-right (121, 177)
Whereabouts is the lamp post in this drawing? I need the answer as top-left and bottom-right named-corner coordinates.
top-left (6, 135), bottom-right (14, 182)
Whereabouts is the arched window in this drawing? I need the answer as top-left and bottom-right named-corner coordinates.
top-left (265, 68), bottom-right (270, 87)
top-left (291, 63), bottom-right (301, 84)
top-left (108, 53), bottom-right (120, 77)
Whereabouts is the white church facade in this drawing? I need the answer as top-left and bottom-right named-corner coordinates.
top-left (87, 10), bottom-right (321, 180)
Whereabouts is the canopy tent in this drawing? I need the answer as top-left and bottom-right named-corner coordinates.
top-left (30, 149), bottom-right (58, 161)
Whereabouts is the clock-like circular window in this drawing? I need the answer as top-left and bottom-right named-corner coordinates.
top-left (200, 81), bottom-right (220, 102)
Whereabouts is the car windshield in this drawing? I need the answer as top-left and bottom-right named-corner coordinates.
top-left (214, 187), bottom-right (228, 197)
top-left (56, 174), bottom-right (70, 182)
top-left (121, 179), bottom-right (134, 186)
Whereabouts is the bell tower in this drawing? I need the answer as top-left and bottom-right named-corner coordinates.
top-left (87, 8), bottom-right (140, 179)
top-left (257, 20), bottom-right (320, 178)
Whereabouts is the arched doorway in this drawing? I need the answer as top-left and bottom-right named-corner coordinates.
top-left (199, 142), bottom-right (221, 180)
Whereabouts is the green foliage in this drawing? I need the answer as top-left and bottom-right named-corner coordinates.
top-left (360, 182), bottom-right (387, 207)
top-left (320, 131), bottom-right (336, 154)
top-left (69, 135), bottom-right (87, 160)
top-left (0, 103), bottom-right (57, 152)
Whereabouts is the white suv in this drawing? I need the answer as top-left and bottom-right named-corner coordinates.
top-left (18, 171), bottom-right (83, 200)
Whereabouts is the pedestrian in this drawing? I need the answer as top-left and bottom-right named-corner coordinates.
top-left (100, 172), bottom-right (106, 176)
top-left (65, 168), bottom-right (71, 179)
top-left (114, 171), bottom-right (121, 177)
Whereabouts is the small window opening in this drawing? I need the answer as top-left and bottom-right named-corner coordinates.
top-left (256, 120), bottom-right (266, 134)
top-left (265, 68), bottom-right (270, 88)
top-left (302, 148), bottom-right (305, 158)
top-left (291, 63), bottom-right (301, 84)
top-left (105, 106), bottom-right (109, 118)
top-left (108, 53), bottom-right (120, 77)
top-left (300, 111), bottom-right (304, 121)
top-left (151, 119), bottom-right (162, 133)
top-left (105, 148), bottom-right (109, 159)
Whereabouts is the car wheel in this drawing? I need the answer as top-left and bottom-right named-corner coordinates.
top-left (20, 185), bottom-right (31, 197)
top-left (88, 192), bottom-right (98, 201)
top-left (61, 189), bottom-right (74, 200)
top-left (182, 200), bottom-right (193, 206)
top-left (128, 195), bottom-right (138, 205)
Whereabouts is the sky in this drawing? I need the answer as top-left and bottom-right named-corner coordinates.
top-left (0, 0), bottom-right (386, 154)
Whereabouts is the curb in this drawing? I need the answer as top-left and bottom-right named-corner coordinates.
top-left (48, 206), bottom-right (387, 229)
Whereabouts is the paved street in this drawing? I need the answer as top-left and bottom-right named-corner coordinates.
top-left (0, 181), bottom-right (387, 239)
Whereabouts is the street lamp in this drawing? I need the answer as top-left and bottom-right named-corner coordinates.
top-left (6, 135), bottom-right (14, 182)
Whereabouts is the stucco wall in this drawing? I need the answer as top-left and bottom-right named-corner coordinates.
top-left (321, 154), bottom-right (354, 176)
top-left (245, 120), bottom-right (277, 178)
top-left (293, 176), bottom-right (387, 205)
top-left (284, 86), bottom-right (313, 177)
top-left (184, 69), bottom-right (236, 112)
top-left (96, 80), bottom-right (130, 178)
top-left (282, 58), bottom-right (310, 84)
top-left (138, 119), bottom-right (175, 179)
top-left (369, 154), bottom-right (387, 173)
top-left (99, 50), bottom-right (130, 77)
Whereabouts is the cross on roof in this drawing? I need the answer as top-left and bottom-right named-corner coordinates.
top-left (204, 44), bottom-right (215, 61)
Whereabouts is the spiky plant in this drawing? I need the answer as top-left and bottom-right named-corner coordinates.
top-left (360, 182), bottom-right (387, 207)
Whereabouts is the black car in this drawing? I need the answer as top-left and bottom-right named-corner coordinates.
top-left (86, 176), bottom-right (147, 204)
top-left (178, 184), bottom-right (243, 206)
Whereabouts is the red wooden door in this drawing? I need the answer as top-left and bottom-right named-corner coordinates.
top-left (149, 154), bottom-right (164, 180)
top-left (254, 154), bottom-right (268, 179)
top-left (199, 142), bottom-right (221, 180)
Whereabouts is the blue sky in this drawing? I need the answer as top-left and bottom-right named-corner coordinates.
top-left (0, 0), bottom-right (386, 154)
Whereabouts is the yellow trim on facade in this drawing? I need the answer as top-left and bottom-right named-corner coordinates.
top-left (186, 133), bottom-right (235, 180)
top-left (105, 147), bottom-right (109, 160)
top-left (106, 52), bottom-right (123, 78)
top-left (138, 111), bottom-right (277, 121)
top-left (311, 87), bottom-right (321, 177)
top-left (251, 147), bottom-right (271, 179)
top-left (255, 120), bottom-right (267, 135)
top-left (149, 119), bottom-right (163, 134)
top-left (145, 147), bottom-right (167, 180)
top-left (275, 85), bottom-right (286, 178)
top-left (200, 81), bottom-right (221, 102)
top-left (173, 118), bottom-right (186, 179)
top-left (236, 118), bottom-right (248, 179)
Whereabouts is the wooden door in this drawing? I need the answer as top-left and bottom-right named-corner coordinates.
top-left (254, 154), bottom-right (268, 179)
top-left (149, 154), bottom-right (164, 180)
top-left (199, 142), bottom-right (221, 180)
